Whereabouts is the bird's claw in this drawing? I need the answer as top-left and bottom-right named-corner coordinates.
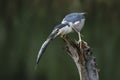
top-left (78, 40), bottom-right (82, 49)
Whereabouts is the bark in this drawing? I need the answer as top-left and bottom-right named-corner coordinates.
top-left (63, 37), bottom-right (99, 80)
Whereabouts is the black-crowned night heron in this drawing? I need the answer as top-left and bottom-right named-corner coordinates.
top-left (36, 12), bottom-right (85, 64)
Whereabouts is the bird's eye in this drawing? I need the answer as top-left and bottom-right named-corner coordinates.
top-left (56, 29), bottom-right (59, 32)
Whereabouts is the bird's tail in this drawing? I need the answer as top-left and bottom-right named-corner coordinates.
top-left (36, 28), bottom-right (59, 65)
top-left (34, 38), bottom-right (52, 70)
top-left (36, 38), bottom-right (52, 64)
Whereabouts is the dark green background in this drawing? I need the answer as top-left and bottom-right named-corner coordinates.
top-left (0, 0), bottom-right (120, 80)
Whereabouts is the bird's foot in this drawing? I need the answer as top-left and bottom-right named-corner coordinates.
top-left (78, 40), bottom-right (82, 49)
top-left (61, 34), bottom-right (67, 41)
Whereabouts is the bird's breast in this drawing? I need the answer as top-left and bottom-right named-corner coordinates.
top-left (59, 25), bottom-right (73, 35)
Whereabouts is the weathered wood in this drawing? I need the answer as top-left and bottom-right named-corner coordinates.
top-left (63, 37), bottom-right (99, 80)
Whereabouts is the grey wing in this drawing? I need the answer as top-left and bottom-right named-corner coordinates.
top-left (73, 19), bottom-right (85, 32)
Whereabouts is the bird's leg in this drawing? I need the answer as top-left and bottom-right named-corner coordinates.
top-left (78, 32), bottom-right (82, 48)
top-left (78, 32), bottom-right (81, 42)
top-left (71, 26), bottom-right (82, 48)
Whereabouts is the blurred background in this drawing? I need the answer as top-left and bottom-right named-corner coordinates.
top-left (0, 0), bottom-right (120, 80)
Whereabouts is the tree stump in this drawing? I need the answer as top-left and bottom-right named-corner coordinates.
top-left (63, 37), bottom-right (99, 80)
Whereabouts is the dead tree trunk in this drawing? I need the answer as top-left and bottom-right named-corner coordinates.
top-left (63, 37), bottom-right (99, 80)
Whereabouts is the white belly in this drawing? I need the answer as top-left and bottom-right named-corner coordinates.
top-left (59, 25), bottom-right (73, 35)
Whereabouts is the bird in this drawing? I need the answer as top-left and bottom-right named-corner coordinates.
top-left (36, 12), bottom-right (85, 65)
